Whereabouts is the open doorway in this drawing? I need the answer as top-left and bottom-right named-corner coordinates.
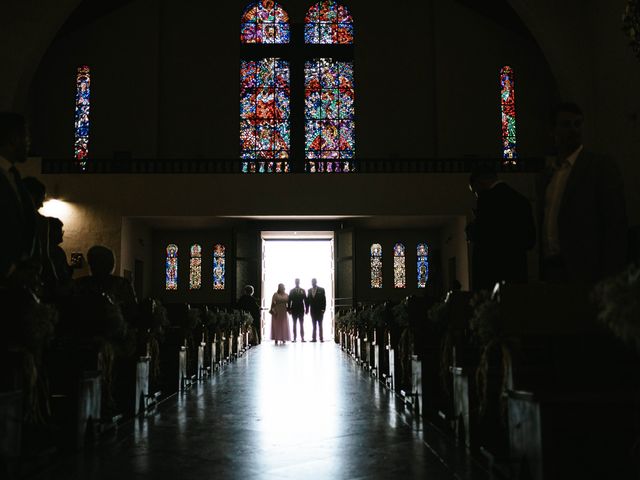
top-left (261, 232), bottom-right (334, 342)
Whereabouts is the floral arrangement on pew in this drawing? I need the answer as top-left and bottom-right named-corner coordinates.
top-left (592, 263), bottom-right (640, 351)
top-left (469, 290), bottom-right (511, 418)
top-left (138, 298), bottom-right (169, 386)
top-left (427, 299), bottom-right (454, 395)
top-left (182, 305), bottom-right (203, 372)
top-left (392, 299), bottom-right (414, 389)
top-left (5, 290), bottom-right (59, 424)
top-left (356, 306), bottom-right (373, 340)
top-left (370, 303), bottom-right (390, 341)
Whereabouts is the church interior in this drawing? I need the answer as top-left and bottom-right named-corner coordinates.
top-left (1, 0), bottom-right (640, 478)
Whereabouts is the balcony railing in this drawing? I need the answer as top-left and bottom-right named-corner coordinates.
top-left (41, 158), bottom-right (546, 174)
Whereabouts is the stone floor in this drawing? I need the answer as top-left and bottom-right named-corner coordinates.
top-left (38, 342), bottom-right (459, 479)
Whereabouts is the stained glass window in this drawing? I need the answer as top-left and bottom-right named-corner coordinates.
top-left (189, 244), bottom-right (202, 290)
top-left (305, 0), bottom-right (354, 45)
top-left (74, 65), bottom-right (90, 167)
top-left (241, 0), bottom-right (290, 44)
top-left (166, 244), bottom-right (178, 291)
top-left (305, 59), bottom-right (354, 166)
top-left (213, 244), bottom-right (226, 290)
top-left (240, 58), bottom-right (290, 172)
top-left (500, 66), bottom-right (517, 163)
top-left (371, 243), bottom-right (382, 289)
top-left (393, 243), bottom-right (406, 289)
top-left (417, 243), bottom-right (429, 288)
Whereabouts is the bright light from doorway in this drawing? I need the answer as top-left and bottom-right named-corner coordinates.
top-left (262, 237), bottom-right (334, 341)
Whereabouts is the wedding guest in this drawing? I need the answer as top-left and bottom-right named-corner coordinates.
top-left (306, 278), bottom-right (326, 342)
top-left (288, 278), bottom-right (307, 342)
top-left (74, 245), bottom-right (137, 323)
top-left (237, 284), bottom-right (261, 344)
top-left (467, 168), bottom-right (536, 290)
top-left (538, 102), bottom-right (628, 283)
top-left (269, 283), bottom-right (290, 345)
top-left (0, 112), bottom-right (35, 279)
top-left (22, 176), bottom-right (50, 265)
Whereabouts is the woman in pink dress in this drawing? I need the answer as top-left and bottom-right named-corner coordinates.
top-left (270, 283), bottom-right (290, 344)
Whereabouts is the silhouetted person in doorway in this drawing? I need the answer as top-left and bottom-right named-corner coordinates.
top-left (466, 168), bottom-right (536, 290)
top-left (539, 102), bottom-right (628, 283)
top-left (288, 278), bottom-right (307, 342)
top-left (306, 278), bottom-right (326, 342)
top-left (0, 112), bottom-right (36, 279)
top-left (238, 284), bottom-right (261, 344)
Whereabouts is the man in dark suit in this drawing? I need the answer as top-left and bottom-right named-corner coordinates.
top-left (539, 103), bottom-right (628, 283)
top-left (466, 168), bottom-right (536, 291)
top-left (288, 278), bottom-right (307, 342)
top-left (0, 112), bottom-right (35, 280)
top-left (306, 278), bottom-right (326, 342)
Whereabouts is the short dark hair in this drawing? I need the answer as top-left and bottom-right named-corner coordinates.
top-left (552, 102), bottom-right (584, 122)
top-left (0, 112), bottom-right (26, 146)
top-left (87, 245), bottom-right (115, 276)
top-left (22, 177), bottom-right (46, 199)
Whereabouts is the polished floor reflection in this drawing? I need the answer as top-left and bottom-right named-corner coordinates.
top-left (40, 342), bottom-right (454, 479)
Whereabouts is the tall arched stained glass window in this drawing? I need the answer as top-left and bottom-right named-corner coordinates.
top-left (304, 1), bottom-right (354, 173)
top-left (74, 65), bottom-right (91, 167)
top-left (393, 243), bottom-right (406, 289)
top-left (417, 243), bottom-right (429, 288)
top-left (189, 244), bottom-right (202, 290)
top-left (240, 58), bottom-right (290, 170)
top-left (370, 243), bottom-right (382, 289)
top-left (500, 66), bottom-right (517, 163)
top-left (166, 244), bottom-right (178, 291)
top-left (213, 244), bottom-right (226, 290)
top-left (240, 1), bottom-right (290, 174)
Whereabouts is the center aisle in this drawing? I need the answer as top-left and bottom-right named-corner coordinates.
top-left (47, 342), bottom-right (454, 479)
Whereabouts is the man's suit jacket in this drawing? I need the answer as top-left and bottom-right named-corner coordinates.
top-left (469, 182), bottom-right (536, 290)
top-left (0, 171), bottom-right (34, 278)
top-left (287, 287), bottom-right (307, 315)
top-left (307, 286), bottom-right (326, 319)
top-left (538, 151), bottom-right (628, 283)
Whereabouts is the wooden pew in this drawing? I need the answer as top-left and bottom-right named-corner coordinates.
top-left (498, 283), bottom-right (640, 479)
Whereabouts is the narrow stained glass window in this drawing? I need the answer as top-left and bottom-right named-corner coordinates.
top-left (189, 244), bottom-right (202, 290)
top-left (240, 58), bottom-right (290, 173)
top-left (305, 59), bottom-right (354, 171)
top-left (241, 0), bottom-right (290, 44)
top-left (393, 243), bottom-right (406, 289)
top-left (74, 65), bottom-right (90, 167)
top-left (166, 244), bottom-right (178, 291)
top-left (213, 244), bottom-right (226, 290)
top-left (417, 243), bottom-right (429, 288)
top-left (500, 66), bottom-right (517, 163)
top-left (371, 243), bottom-right (382, 289)
top-left (305, 0), bottom-right (354, 45)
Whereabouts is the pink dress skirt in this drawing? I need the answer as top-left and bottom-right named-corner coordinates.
top-left (270, 292), bottom-right (291, 341)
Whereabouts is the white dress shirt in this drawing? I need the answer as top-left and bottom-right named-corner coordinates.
top-left (543, 145), bottom-right (583, 257)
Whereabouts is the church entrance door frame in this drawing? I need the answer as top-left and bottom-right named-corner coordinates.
top-left (260, 231), bottom-right (335, 342)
